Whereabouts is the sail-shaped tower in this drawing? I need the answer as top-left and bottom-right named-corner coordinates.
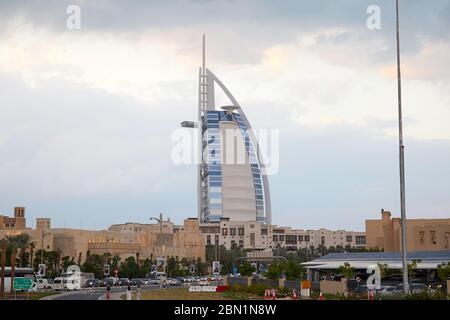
top-left (182, 35), bottom-right (271, 224)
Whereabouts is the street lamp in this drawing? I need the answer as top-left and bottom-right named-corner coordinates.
top-left (104, 236), bottom-right (113, 277)
top-left (395, 0), bottom-right (409, 295)
top-left (149, 212), bottom-right (164, 235)
top-left (40, 230), bottom-right (51, 266)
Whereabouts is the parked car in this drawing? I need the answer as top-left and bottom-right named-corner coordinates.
top-left (380, 285), bottom-right (396, 295)
top-left (129, 278), bottom-right (141, 286)
top-left (118, 278), bottom-right (130, 286)
top-left (101, 277), bottom-right (116, 287)
top-left (167, 278), bottom-right (181, 286)
top-left (393, 283), bottom-right (434, 294)
top-left (139, 278), bottom-right (150, 285)
top-left (352, 285), bottom-right (384, 296)
top-left (199, 279), bottom-right (209, 286)
top-left (84, 279), bottom-right (100, 288)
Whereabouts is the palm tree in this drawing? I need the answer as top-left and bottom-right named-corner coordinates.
top-left (29, 242), bottom-right (35, 269)
top-left (6, 234), bottom-right (33, 267)
top-left (9, 245), bottom-right (18, 297)
top-left (0, 239), bottom-right (8, 299)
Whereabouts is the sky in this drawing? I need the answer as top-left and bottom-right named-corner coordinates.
top-left (0, 0), bottom-right (449, 231)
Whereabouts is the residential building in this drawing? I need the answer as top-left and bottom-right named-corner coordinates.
top-left (200, 218), bottom-right (366, 252)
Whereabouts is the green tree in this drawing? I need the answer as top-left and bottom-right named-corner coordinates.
top-left (81, 253), bottom-right (103, 279)
top-left (407, 259), bottom-right (421, 282)
top-left (264, 262), bottom-right (305, 280)
top-left (437, 262), bottom-right (450, 291)
top-left (284, 261), bottom-right (305, 280)
top-left (0, 239), bottom-right (8, 298)
top-left (119, 256), bottom-right (139, 278)
top-left (338, 262), bottom-right (355, 279)
top-left (5, 233), bottom-right (34, 267)
top-left (61, 256), bottom-right (75, 271)
top-left (265, 263), bottom-right (283, 280)
top-left (377, 263), bottom-right (389, 279)
top-left (238, 262), bottom-right (255, 277)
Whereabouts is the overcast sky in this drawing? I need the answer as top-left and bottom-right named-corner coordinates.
top-left (0, 0), bottom-right (449, 231)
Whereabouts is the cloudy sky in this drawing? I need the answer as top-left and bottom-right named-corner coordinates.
top-left (0, 0), bottom-right (449, 231)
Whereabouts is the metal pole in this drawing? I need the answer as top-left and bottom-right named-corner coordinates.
top-left (396, 0), bottom-right (409, 295)
top-left (306, 242), bottom-right (309, 262)
top-left (41, 230), bottom-right (44, 265)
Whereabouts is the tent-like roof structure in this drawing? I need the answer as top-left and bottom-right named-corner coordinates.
top-left (302, 250), bottom-right (450, 270)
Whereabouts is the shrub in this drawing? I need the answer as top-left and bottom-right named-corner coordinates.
top-left (276, 287), bottom-right (290, 298)
top-left (230, 284), bottom-right (243, 292)
top-left (247, 284), bottom-right (270, 296)
top-left (405, 289), bottom-right (448, 300)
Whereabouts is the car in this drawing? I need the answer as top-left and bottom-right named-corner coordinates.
top-left (84, 279), bottom-right (100, 288)
top-left (380, 285), bottom-right (396, 295)
top-left (118, 278), bottom-right (130, 286)
top-left (129, 278), bottom-right (142, 286)
top-left (139, 278), bottom-right (150, 285)
top-left (199, 279), bottom-right (209, 286)
top-left (352, 285), bottom-right (384, 297)
top-left (167, 278), bottom-right (181, 286)
top-left (392, 283), bottom-right (434, 295)
top-left (175, 277), bottom-right (185, 284)
top-left (101, 278), bottom-right (115, 287)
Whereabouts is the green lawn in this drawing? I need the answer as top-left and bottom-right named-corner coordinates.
top-left (122, 288), bottom-right (260, 300)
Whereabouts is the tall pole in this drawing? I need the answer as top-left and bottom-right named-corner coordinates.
top-left (396, 0), bottom-right (409, 295)
top-left (40, 230), bottom-right (50, 266)
top-left (41, 230), bottom-right (45, 265)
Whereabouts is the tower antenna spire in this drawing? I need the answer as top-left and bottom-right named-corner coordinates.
top-left (202, 34), bottom-right (206, 75)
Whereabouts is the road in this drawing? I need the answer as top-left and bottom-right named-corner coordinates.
top-left (49, 285), bottom-right (183, 300)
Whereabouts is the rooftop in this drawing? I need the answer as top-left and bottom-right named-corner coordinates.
top-left (302, 250), bottom-right (450, 270)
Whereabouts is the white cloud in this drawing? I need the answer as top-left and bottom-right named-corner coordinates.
top-left (0, 5), bottom-right (449, 229)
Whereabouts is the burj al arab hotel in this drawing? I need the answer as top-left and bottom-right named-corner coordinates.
top-left (182, 35), bottom-right (271, 225)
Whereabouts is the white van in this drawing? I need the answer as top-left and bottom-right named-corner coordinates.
top-left (53, 272), bottom-right (83, 291)
top-left (35, 277), bottom-right (53, 290)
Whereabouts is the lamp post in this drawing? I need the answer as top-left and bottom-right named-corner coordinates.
top-left (150, 213), bottom-right (164, 250)
top-left (149, 212), bottom-right (164, 235)
top-left (104, 236), bottom-right (113, 279)
top-left (40, 230), bottom-right (51, 266)
top-left (305, 240), bottom-right (309, 262)
top-left (395, 0), bottom-right (409, 295)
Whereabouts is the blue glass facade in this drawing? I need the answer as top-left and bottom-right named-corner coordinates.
top-left (200, 110), bottom-right (266, 223)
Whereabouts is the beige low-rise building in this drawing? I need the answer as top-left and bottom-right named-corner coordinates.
top-left (1, 207), bottom-right (367, 265)
top-left (0, 207), bottom-right (205, 264)
top-left (0, 207), bottom-right (26, 229)
top-left (200, 218), bottom-right (366, 251)
top-left (366, 209), bottom-right (450, 252)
